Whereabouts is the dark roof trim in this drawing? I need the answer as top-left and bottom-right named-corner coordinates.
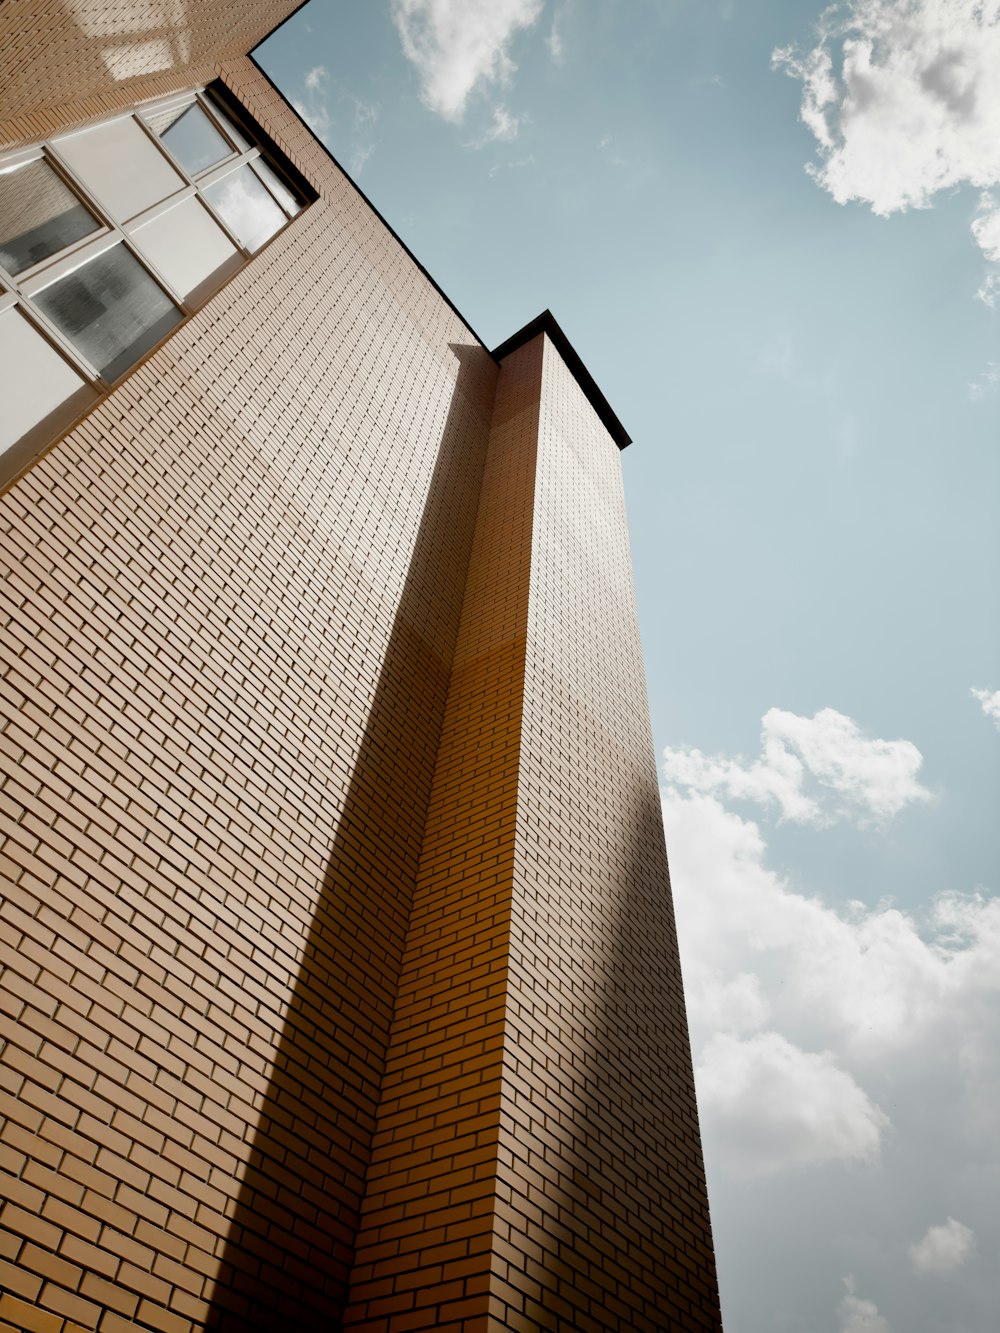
top-left (492, 311), bottom-right (631, 449)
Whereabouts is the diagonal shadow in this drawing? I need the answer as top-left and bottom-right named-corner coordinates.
top-left (204, 342), bottom-right (497, 1330)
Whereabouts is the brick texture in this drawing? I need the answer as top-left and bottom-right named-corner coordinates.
top-left (494, 339), bottom-right (720, 1330)
top-left (0, 11), bottom-right (720, 1332)
top-left (0, 1), bottom-right (300, 148)
top-left (1, 50), bottom-right (499, 1333)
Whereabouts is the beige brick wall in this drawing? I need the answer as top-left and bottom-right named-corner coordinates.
top-left (493, 338), bottom-right (720, 1329)
top-left (343, 336), bottom-right (543, 1333)
top-left (0, 1), bottom-right (300, 148)
top-left (0, 18), bottom-right (720, 1331)
top-left (0, 55), bottom-right (499, 1333)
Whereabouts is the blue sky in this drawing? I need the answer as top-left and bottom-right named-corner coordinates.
top-left (260, 4), bottom-right (999, 1330)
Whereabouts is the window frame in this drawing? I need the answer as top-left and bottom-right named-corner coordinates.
top-left (0, 86), bottom-right (309, 450)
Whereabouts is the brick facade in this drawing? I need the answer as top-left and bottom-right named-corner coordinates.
top-left (0, 7), bottom-right (720, 1331)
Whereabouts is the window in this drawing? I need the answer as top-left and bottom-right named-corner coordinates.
top-left (0, 86), bottom-right (313, 483)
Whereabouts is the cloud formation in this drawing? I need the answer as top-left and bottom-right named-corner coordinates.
top-left (662, 717), bottom-right (999, 1326)
top-left (910, 1216), bottom-right (977, 1273)
top-left (293, 64), bottom-right (332, 138)
top-left (465, 104), bottom-right (522, 148)
top-left (662, 706), bottom-right (931, 826)
top-left (839, 1277), bottom-right (891, 1333)
top-left (971, 686), bottom-right (1000, 728)
top-left (391, 0), bottom-right (543, 121)
top-left (696, 1031), bottom-right (888, 1173)
top-left (774, 0), bottom-right (1000, 300)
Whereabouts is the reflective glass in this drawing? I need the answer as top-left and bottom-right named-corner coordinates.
top-left (0, 158), bottom-right (100, 276)
top-left (252, 159), bottom-right (301, 217)
top-left (35, 244), bottom-right (181, 381)
top-left (55, 116), bottom-right (184, 222)
top-left (203, 166), bottom-right (285, 252)
top-left (148, 102), bottom-right (231, 176)
top-left (0, 306), bottom-right (88, 453)
top-left (204, 101), bottom-right (251, 152)
top-left (132, 196), bottom-right (237, 298)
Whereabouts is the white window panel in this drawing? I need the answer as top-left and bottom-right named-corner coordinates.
top-left (0, 306), bottom-right (88, 454)
top-left (54, 115), bottom-right (185, 223)
top-left (131, 196), bottom-right (239, 299)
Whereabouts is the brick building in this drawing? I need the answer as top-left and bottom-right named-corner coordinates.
top-left (0, 3), bottom-right (721, 1330)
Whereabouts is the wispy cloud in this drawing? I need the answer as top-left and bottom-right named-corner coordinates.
top-left (488, 153), bottom-right (536, 178)
top-left (971, 686), bottom-right (1000, 729)
top-left (774, 0), bottom-right (1000, 302)
top-left (910, 1217), bottom-right (977, 1273)
top-left (662, 706), bottom-right (932, 827)
top-left (547, 4), bottom-right (567, 63)
top-left (839, 1277), bottom-right (891, 1333)
top-left (967, 359), bottom-right (1000, 400)
top-left (292, 68), bottom-right (379, 174)
top-left (465, 103), bottom-right (522, 148)
top-left (391, 0), bottom-right (543, 122)
top-left (293, 64), bottom-right (332, 138)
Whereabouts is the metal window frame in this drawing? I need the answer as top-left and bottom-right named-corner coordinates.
top-left (0, 85), bottom-right (307, 394)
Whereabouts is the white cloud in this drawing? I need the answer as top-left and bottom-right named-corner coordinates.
top-left (662, 789), bottom-right (999, 1063)
top-left (662, 706), bottom-right (931, 826)
top-left (547, 11), bottom-right (565, 63)
top-left (971, 686), bottom-right (1000, 728)
top-left (773, 0), bottom-right (1000, 298)
top-left (293, 65), bottom-right (331, 139)
top-left (839, 1277), bottom-right (891, 1333)
top-left (304, 64), bottom-right (327, 93)
top-left (663, 714), bottom-right (1000, 1328)
top-left (910, 1216), bottom-right (977, 1272)
top-left (391, 0), bottom-right (543, 122)
top-left (466, 104), bottom-right (522, 148)
top-left (293, 98), bottom-right (331, 138)
top-left (293, 75), bottom-right (379, 173)
top-left (968, 360), bottom-right (1000, 399)
top-left (696, 1031), bottom-right (888, 1172)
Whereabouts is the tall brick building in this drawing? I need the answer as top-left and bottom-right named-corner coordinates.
top-left (0, 4), bottom-right (721, 1330)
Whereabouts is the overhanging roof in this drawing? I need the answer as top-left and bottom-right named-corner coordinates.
top-left (492, 310), bottom-right (632, 450)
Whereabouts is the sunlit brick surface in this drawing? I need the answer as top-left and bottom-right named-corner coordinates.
top-left (0, 55), bottom-right (499, 1332)
top-left (0, 15), bottom-right (719, 1333)
top-left (343, 338), bottom-right (543, 1333)
top-left (0, 1), bottom-right (299, 147)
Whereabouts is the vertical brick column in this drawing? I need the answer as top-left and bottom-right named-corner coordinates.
top-left (491, 337), bottom-right (721, 1330)
top-left (344, 338), bottom-right (543, 1332)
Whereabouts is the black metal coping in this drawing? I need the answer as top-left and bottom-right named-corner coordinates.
top-left (492, 311), bottom-right (631, 449)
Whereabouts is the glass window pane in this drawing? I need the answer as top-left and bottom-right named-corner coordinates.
top-left (204, 101), bottom-right (251, 152)
top-left (132, 196), bottom-right (238, 298)
top-left (35, 244), bottom-right (181, 381)
top-left (54, 116), bottom-right (184, 222)
top-left (203, 165), bottom-right (285, 252)
top-left (252, 159), bottom-right (301, 217)
top-left (0, 158), bottom-right (101, 276)
top-left (0, 306), bottom-right (87, 453)
top-left (148, 102), bottom-right (232, 176)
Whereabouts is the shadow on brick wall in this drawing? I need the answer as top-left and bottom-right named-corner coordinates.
top-left (203, 343), bottom-right (496, 1330)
